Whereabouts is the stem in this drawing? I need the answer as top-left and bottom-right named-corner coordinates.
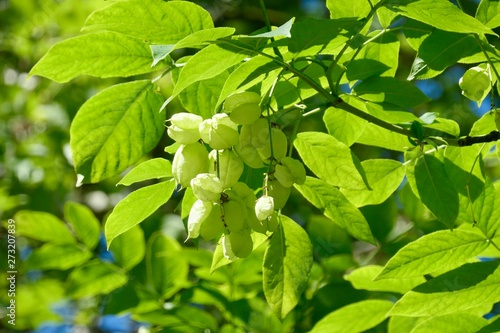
top-left (258, 0), bottom-right (283, 60)
top-left (475, 34), bottom-right (500, 84)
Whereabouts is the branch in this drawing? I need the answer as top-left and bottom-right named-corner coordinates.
top-left (447, 131), bottom-right (500, 146)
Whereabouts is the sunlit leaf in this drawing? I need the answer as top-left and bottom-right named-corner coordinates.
top-left (117, 158), bottom-right (173, 186)
top-left (310, 300), bottom-right (393, 333)
top-left (295, 176), bottom-right (375, 244)
top-left (376, 230), bottom-right (489, 279)
top-left (263, 215), bottom-right (313, 319)
top-left (70, 80), bottom-right (165, 184)
top-left (105, 180), bottom-right (176, 246)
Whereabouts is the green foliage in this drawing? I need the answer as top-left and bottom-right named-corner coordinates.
top-left (5, 0), bottom-right (500, 331)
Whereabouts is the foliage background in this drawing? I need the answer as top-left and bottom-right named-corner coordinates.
top-left (1, 0), bottom-right (499, 332)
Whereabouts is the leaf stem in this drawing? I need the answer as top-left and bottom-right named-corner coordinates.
top-left (258, 0), bottom-right (284, 60)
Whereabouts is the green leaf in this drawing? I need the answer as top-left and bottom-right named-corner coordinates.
top-left (242, 18), bottom-right (294, 38)
top-left (326, 0), bottom-right (371, 19)
top-left (64, 202), bottom-right (101, 249)
top-left (376, 230), bottom-right (489, 279)
top-left (477, 316), bottom-right (500, 333)
top-left (352, 31), bottom-right (400, 78)
top-left (356, 122), bottom-right (411, 151)
top-left (340, 159), bottom-right (405, 207)
top-left (294, 132), bottom-right (367, 190)
top-left (323, 106), bottom-right (368, 146)
top-left (67, 260), bottom-right (127, 298)
top-left (210, 232), bottom-right (268, 273)
top-left (388, 316), bottom-right (421, 333)
top-left (459, 65), bottom-right (492, 105)
top-left (476, 0), bottom-right (500, 29)
top-left (411, 313), bottom-right (487, 333)
top-left (263, 215), bottom-right (313, 320)
top-left (389, 261), bottom-right (500, 317)
top-left (414, 153), bottom-right (460, 227)
top-left (470, 109), bottom-right (497, 136)
top-left (70, 80), bottom-right (165, 184)
top-left (403, 20), bottom-right (433, 51)
top-left (475, 179), bottom-right (500, 239)
top-left (294, 177), bottom-right (375, 244)
top-left (147, 232), bottom-right (189, 299)
top-left (30, 32), bottom-right (156, 83)
top-left (109, 225), bottom-right (145, 271)
top-left (310, 299), bottom-right (394, 333)
top-left (409, 31), bottom-right (481, 80)
top-left (83, 0), bottom-right (214, 44)
top-left (25, 243), bottom-right (92, 270)
top-left (345, 265), bottom-right (425, 294)
top-left (422, 117), bottom-right (460, 137)
top-left (387, 0), bottom-right (495, 35)
top-left (345, 59), bottom-right (391, 82)
top-left (444, 145), bottom-right (485, 201)
top-left (14, 211), bottom-right (75, 244)
top-left (117, 158), bottom-right (173, 186)
top-left (353, 76), bottom-right (430, 108)
top-left (288, 18), bottom-right (358, 57)
top-left (105, 180), bottom-right (176, 246)
top-left (167, 43), bottom-right (253, 106)
top-left (216, 55), bottom-right (280, 109)
top-left (150, 27), bottom-right (235, 66)
top-left (174, 68), bottom-right (230, 119)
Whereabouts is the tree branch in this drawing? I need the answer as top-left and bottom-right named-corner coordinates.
top-left (447, 131), bottom-right (500, 146)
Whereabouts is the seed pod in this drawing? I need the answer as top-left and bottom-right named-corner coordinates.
top-left (255, 195), bottom-right (274, 220)
top-left (234, 125), bottom-right (265, 168)
top-left (190, 173), bottom-right (223, 202)
top-left (256, 128), bottom-right (288, 162)
top-left (172, 142), bottom-right (209, 188)
top-left (275, 157), bottom-right (306, 187)
top-left (167, 113), bottom-right (203, 144)
top-left (222, 234), bottom-right (236, 260)
top-left (229, 229), bottom-right (253, 258)
top-left (209, 149), bottom-right (243, 189)
top-left (268, 179), bottom-right (291, 210)
top-left (186, 200), bottom-right (213, 240)
top-left (224, 91), bottom-right (261, 112)
top-left (247, 210), bottom-right (267, 234)
top-left (229, 103), bottom-right (262, 125)
top-left (199, 203), bottom-right (225, 241)
top-left (232, 182), bottom-right (257, 209)
top-left (267, 211), bottom-right (279, 232)
top-left (223, 198), bottom-right (248, 232)
top-left (209, 114), bottom-right (240, 150)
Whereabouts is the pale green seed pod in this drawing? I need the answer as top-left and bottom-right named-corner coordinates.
top-left (224, 91), bottom-right (261, 112)
top-left (234, 124), bottom-right (265, 168)
top-left (223, 198), bottom-right (248, 232)
top-left (229, 103), bottom-right (262, 125)
top-left (209, 149), bottom-right (243, 189)
top-left (172, 142), bottom-right (209, 188)
top-left (209, 114), bottom-right (239, 149)
top-left (232, 182), bottom-right (257, 208)
top-left (247, 210), bottom-right (267, 234)
top-left (199, 203), bottom-right (224, 241)
top-left (229, 229), bottom-right (253, 258)
top-left (199, 118), bottom-right (212, 143)
top-left (255, 195), bottom-right (274, 221)
top-left (190, 173), bottom-right (223, 202)
top-left (268, 179), bottom-right (291, 210)
top-left (274, 157), bottom-right (307, 187)
top-left (167, 112), bottom-right (203, 144)
top-left (222, 234), bottom-right (236, 260)
top-left (267, 211), bottom-right (279, 232)
top-left (256, 128), bottom-right (288, 162)
top-left (186, 199), bottom-right (213, 240)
